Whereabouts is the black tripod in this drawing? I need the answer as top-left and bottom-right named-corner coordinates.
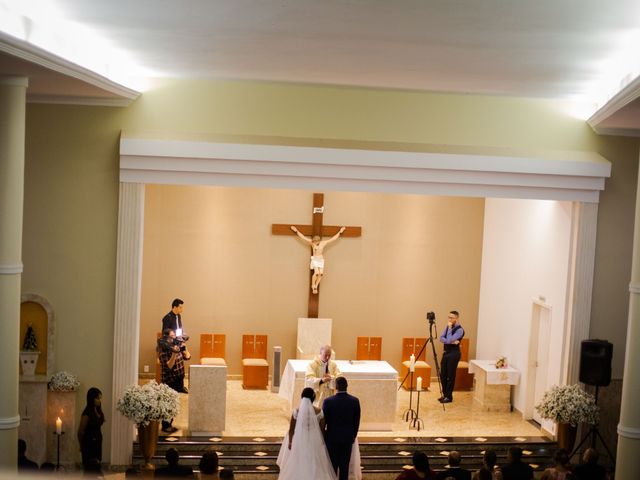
top-left (570, 386), bottom-right (616, 468)
top-left (399, 312), bottom-right (445, 411)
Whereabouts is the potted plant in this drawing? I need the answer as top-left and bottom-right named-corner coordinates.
top-left (20, 324), bottom-right (40, 376)
top-left (116, 381), bottom-right (180, 469)
top-left (535, 384), bottom-right (599, 450)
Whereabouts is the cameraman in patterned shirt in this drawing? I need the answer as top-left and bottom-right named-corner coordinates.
top-left (157, 328), bottom-right (191, 433)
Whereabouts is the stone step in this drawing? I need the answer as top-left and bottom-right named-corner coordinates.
top-left (134, 435), bottom-right (556, 475)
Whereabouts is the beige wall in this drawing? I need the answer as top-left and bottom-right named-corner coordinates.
top-left (591, 136), bottom-right (639, 375)
top-left (20, 80), bottom-right (637, 461)
top-left (22, 104), bottom-right (124, 461)
top-left (140, 185), bottom-right (484, 376)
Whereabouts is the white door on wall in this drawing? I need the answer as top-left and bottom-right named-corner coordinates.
top-left (532, 303), bottom-right (551, 424)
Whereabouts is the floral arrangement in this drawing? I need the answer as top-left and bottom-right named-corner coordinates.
top-left (48, 371), bottom-right (80, 391)
top-left (495, 357), bottom-right (507, 369)
top-left (22, 325), bottom-right (38, 351)
top-left (116, 381), bottom-right (180, 426)
top-left (535, 384), bottom-right (599, 426)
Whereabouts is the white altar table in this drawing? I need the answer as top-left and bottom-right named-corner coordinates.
top-left (468, 359), bottom-right (520, 412)
top-left (279, 359), bottom-right (398, 430)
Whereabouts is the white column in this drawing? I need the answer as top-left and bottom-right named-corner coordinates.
top-left (110, 183), bottom-right (145, 466)
top-left (0, 76), bottom-right (28, 472)
top-left (562, 202), bottom-right (598, 383)
top-left (616, 163), bottom-right (640, 479)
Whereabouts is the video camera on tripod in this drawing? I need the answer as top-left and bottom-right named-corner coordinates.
top-left (426, 311), bottom-right (436, 323)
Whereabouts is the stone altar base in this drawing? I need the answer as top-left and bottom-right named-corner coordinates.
top-left (472, 369), bottom-right (511, 412)
top-left (189, 365), bottom-right (227, 435)
top-left (279, 360), bottom-right (398, 430)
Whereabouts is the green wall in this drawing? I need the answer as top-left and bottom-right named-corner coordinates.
top-left (21, 79), bottom-right (638, 461)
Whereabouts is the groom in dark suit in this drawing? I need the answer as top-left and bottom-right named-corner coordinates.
top-left (322, 376), bottom-right (361, 480)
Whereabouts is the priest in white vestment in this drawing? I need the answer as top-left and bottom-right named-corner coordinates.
top-left (305, 345), bottom-right (341, 406)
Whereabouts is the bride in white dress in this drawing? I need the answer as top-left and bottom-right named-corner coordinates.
top-left (277, 387), bottom-right (362, 480)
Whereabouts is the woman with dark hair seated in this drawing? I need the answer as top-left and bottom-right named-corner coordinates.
top-left (276, 387), bottom-right (337, 479)
top-left (395, 451), bottom-right (437, 479)
top-left (473, 449), bottom-right (502, 480)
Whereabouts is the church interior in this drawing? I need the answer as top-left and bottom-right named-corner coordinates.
top-left (3, 1), bottom-right (640, 478)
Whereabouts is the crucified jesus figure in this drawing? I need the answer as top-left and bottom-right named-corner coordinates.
top-left (290, 225), bottom-right (346, 294)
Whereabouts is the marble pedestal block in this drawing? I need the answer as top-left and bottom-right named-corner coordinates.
top-left (473, 377), bottom-right (511, 412)
top-left (19, 375), bottom-right (48, 466)
top-left (189, 365), bottom-right (227, 435)
top-left (296, 318), bottom-right (332, 359)
top-left (469, 360), bottom-right (520, 412)
top-left (46, 391), bottom-right (78, 469)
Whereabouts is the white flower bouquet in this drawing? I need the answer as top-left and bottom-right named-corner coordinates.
top-left (535, 384), bottom-right (599, 426)
top-left (48, 371), bottom-right (80, 391)
top-left (116, 381), bottom-right (180, 426)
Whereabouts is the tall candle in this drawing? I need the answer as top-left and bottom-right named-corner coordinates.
top-left (416, 376), bottom-right (423, 391)
top-left (409, 354), bottom-right (415, 372)
top-left (55, 417), bottom-right (62, 435)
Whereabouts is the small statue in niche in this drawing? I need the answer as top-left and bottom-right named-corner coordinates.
top-left (22, 324), bottom-right (38, 351)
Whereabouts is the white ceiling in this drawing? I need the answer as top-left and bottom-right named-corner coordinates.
top-left (2, 0), bottom-right (640, 134)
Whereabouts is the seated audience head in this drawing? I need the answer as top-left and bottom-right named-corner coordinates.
top-left (165, 447), bottom-right (180, 466)
top-left (553, 448), bottom-right (571, 467)
top-left (199, 448), bottom-right (219, 475)
top-left (508, 446), bottom-right (523, 462)
top-left (483, 449), bottom-right (497, 469)
top-left (336, 376), bottom-right (348, 392)
top-left (301, 387), bottom-right (316, 402)
top-left (220, 468), bottom-right (235, 479)
top-left (583, 447), bottom-right (599, 465)
top-left (412, 451), bottom-right (430, 473)
top-left (448, 450), bottom-right (461, 467)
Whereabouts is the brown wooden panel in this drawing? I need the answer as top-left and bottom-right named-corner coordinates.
top-left (312, 193), bottom-right (324, 238)
top-left (460, 338), bottom-right (470, 362)
top-left (320, 226), bottom-right (362, 237)
top-left (255, 335), bottom-right (268, 359)
top-left (308, 288), bottom-right (319, 318)
top-left (272, 224), bottom-right (314, 236)
top-left (243, 365), bottom-right (269, 389)
top-left (242, 334), bottom-right (255, 358)
top-left (400, 364), bottom-right (432, 390)
top-left (272, 224), bottom-right (362, 237)
top-left (356, 337), bottom-right (370, 360)
top-left (369, 337), bottom-right (382, 361)
top-left (213, 334), bottom-right (226, 358)
top-left (200, 333), bottom-right (214, 358)
top-left (401, 338), bottom-right (416, 361)
top-left (414, 338), bottom-right (428, 362)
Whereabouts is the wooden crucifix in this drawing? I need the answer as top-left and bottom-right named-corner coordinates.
top-left (272, 193), bottom-right (362, 318)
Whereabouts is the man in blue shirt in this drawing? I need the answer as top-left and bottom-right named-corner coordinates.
top-left (438, 310), bottom-right (464, 403)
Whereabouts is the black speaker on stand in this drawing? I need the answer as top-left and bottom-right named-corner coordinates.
top-left (572, 339), bottom-right (615, 468)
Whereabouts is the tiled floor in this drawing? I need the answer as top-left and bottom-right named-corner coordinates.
top-left (164, 380), bottom-right (542, 438)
